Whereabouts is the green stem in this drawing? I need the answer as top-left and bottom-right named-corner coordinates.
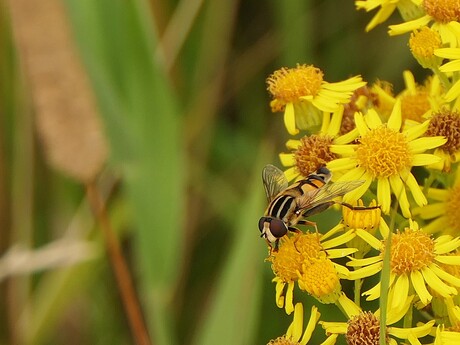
top-left (432, 65), bottom-right (451, 91)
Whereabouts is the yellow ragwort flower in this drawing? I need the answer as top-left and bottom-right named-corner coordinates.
top-left (267, 64), bottom-right (366, 135)
top-left (327, 99), bottom-right (447, 217)
top-left (268, 231), bottom-right (356, 313)
top-left (320, 293), bottom-right (435, 345)
top-left (348, 220), bottom-right (460, 310)
top-left (389, 0), bottom-right (460, 47)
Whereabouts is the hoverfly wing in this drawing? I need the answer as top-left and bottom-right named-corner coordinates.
top-left (262, 164), bottom-right (289, 202)
top-left (296, 180), bottom-right (365, 211)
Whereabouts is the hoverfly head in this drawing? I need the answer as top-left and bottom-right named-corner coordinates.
top-left (258, 217), bottom-right (288, 242)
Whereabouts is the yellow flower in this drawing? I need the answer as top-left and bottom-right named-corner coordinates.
top-left (267, 304), bottom-right (337, 345)
top-left (268, 231), bottom-right (357, 313)
top-left (327, 99), bottom-right (446, 217)
top-left (355, 0), bottom-right (424, 32)
top-left (266, 64), bottom-right (366, 135)
top-left (413, 169), bottom-right (460, 234)
top-left (348, 220), bottom-right (460, 311)
top-left (388, 0), bottom-right (460, 47)
top-left (320, 293), bottom-right (435, 345)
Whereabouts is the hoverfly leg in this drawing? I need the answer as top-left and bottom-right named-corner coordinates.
top-left (341, 202), bottom-right (381, 211)
top-left (287, 226), bottom-right (301, 233)
top-left (296, 219), bottom-right (319, 233)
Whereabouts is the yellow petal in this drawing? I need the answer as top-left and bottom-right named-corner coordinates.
top-left (354, 112), bottom-right (370, 136)
top-left (435, 47), bottom-right (460, 59)
top-left (404, 171), bottom-right (427, 206)
top-left (299, 306), bottom-right (320, 345)
top-left (412, 153), bottom-right (442, 166)
top-left (287, 303), bottom-right (304, 342)
top-left (388, 15), bottom-right (431, 36)
top-left (285, 139), bottom-right (301, 150)
top-left (392, 274), bottom-right (409, 313)
top-left (285, 281), bottom-right (295, 314)
top-left (421, 267), bottom-right (457, 297)
top-left (387, 99), bottom-right (402, 131)
top-left (408, 137), bottom-right (448, 153)
top-left (445, 79), bottom-right (460, 102)
top-left (411, 270), bottom-right (432, 306)
top-left (377, 177), bottom-right (391, 215)
top-left (284, 102), bottom-right (299, 135)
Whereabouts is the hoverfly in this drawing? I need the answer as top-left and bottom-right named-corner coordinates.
top-left (258, 164), bottom-right (364, 251)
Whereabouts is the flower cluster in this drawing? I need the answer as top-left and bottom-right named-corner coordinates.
top-left (263, 2), bottom-right (460, 344)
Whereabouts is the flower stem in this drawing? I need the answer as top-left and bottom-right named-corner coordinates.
top-left (86, 182), bottom-right (152, 345)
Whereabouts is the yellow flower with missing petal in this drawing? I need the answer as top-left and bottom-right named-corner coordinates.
top-left (266, 64), bottom-right (366, 135)
top-left (327, 99), bottom-right (446, 217)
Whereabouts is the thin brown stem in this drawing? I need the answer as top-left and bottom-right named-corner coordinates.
top-left (86, 182), bottom-right (152, 345)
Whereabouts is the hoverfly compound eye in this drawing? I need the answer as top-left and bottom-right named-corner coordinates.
top-left (258, 217), bottom-right (266, 233)
top-left (269, 219), bottom-right (288, 238)
top-left (316, 166), bottom-right (332, 183)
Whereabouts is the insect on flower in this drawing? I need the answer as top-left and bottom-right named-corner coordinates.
top-left (258, 164), bottom-right (364, 251)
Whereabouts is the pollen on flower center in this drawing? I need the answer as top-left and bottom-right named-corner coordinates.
top-left (298, 258), bottom-right (341, 304)
top-left (445, 185), bottom-right (460, 233)
top-left (425, 110), bottom-right (460, 154)
top-left (409, 27), bottom-right (442, 59)
top-left (269, 236), bottom-right (303, 283)
top-left (423, 0), bottom-right (460, 23)
top-left (346, 311), bottom-right (386, 345)
top-left (294, 135), bottom-right (336, 177)
top-left (268, 232), bottom-right (323, 282)
top-left (356, 126), bottom-right (412, 178)
top-left (387, 228), bottom-right (435, 275)
top-left (267, 64), bottom-right (324, 103)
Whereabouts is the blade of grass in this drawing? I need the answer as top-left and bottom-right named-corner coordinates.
top-left (192, 148), bottom-right (268, 345)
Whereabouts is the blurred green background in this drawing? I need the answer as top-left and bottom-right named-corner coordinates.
top-left (0, 0), bottom-right (421, 344)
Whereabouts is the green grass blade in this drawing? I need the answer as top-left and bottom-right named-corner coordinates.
top-left (193, 152), bottom-right (267, 345)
